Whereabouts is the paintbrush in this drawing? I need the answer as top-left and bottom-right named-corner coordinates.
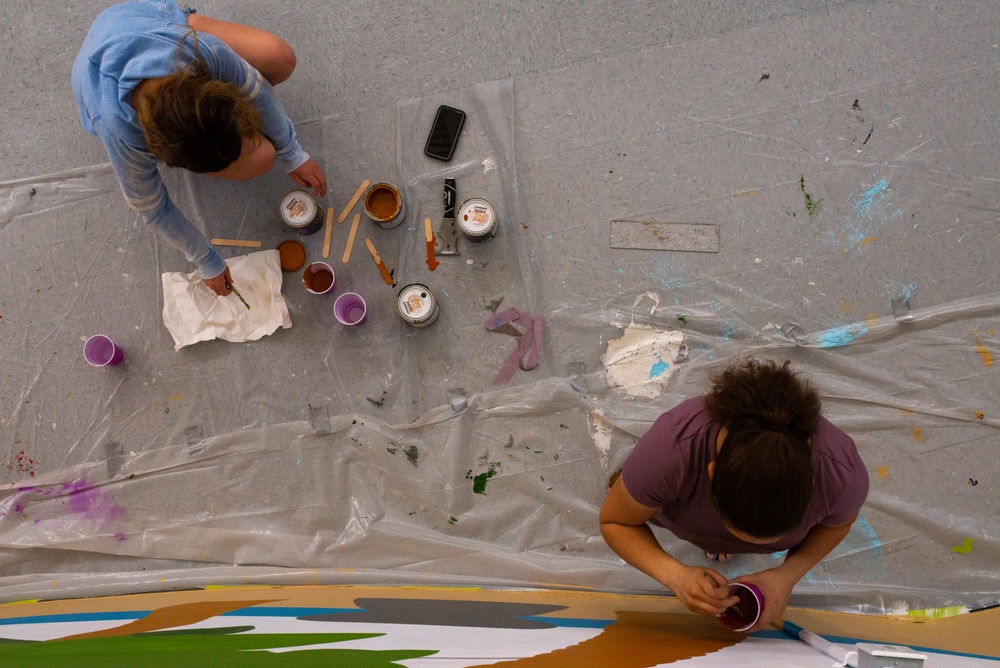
top-left (229, 285), bottom-right (250, 310)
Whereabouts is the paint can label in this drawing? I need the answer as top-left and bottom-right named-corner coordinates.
top-left (280, 191), bottom-right (323, 235)
top-left (397, 284), bottom-right (439, 327)
top-left (457, 197), bottom-right (497, 241)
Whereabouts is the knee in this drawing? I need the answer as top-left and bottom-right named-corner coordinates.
top-left (248, 138), bottom-right (276, 177)
top-left (266, 39), bottom-right (296, 85)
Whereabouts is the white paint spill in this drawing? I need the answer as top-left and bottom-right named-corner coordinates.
top-left (588, 410), bottom-right (614, 469)
top-left (602, 323), bottom-right (684, 398)
top-left (632, 291), bottom-right (660, 318)
top-left (482, 156), bottom-right (498, 173)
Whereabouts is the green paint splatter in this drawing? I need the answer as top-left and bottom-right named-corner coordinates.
top-left (799, 175), bottom-right (822, 218)
top-left (677, 315), bottom-right (687, 324)
top-left (951, 537), bottom-right (973, 554)
top-left (448, 516), bottom-right (458, 524)
top-left (559, 424), bottom-right (569, 429)
top-left (466, 462), bottom-right (500, 495)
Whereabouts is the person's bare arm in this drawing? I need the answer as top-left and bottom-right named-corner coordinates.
top-left (734, 517), bottom-right (856, 631)
top-left (600, 476), bottom-right (738, 615)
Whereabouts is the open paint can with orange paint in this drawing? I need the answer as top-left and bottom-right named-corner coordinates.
top-left (277, 239), bottom-right (307, 272)
top-left (280, 190), bottom-right (324, 235)
top-left (397, 283), bottom-right (439, 328)
top-left (363, 182), bottom-right (407, 229)
top-left (716, 583), bottom-right (763, 632)
top-left (456, 197), bottom-right (498, 242)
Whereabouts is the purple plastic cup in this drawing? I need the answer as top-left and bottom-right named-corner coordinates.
top-left (84, 334), bottom-right (124, 367)
top-left (717, 582), bottom-right (763, 632)
top-left (334, 292), bottom-right (367, 325)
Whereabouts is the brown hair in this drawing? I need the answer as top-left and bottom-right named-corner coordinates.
top-left (134, 30), bottom-right (261, 173)
top-left (705, 359), bottom-right (821, 539)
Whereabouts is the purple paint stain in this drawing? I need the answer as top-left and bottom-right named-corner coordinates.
top-left (114, 532), bottom-right (127, 541)
top-left (13, 502), bottom-right (24, 513)
top-left (62, 479), bottom-right (125, 523)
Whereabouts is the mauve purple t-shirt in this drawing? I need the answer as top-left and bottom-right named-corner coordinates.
top-left (621, 396), bottom-right (869, 555)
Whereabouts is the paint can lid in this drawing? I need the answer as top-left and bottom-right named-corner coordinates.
top-left (280, 191), bottom-right (318, 227)
top-left (277, 239), bottom-right (307, 272)
top-left (457, 197), bottom-right (496, 236)
top-left (397, 284), bottom-right (436, 322)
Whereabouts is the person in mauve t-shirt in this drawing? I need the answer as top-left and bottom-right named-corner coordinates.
top-left (600, 359), bottom-right (869, 632)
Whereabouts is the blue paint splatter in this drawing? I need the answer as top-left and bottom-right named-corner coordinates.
top-left (854, 179), bottom-right (890, 219)
top-left (817, 323), bottom-right (868, 348)
top-left (831, 177), bottom-right (904, 251)
top-left (618, 268), bottom-right (624, 274)
top-left (441, 289), bottom-right (450, 299)
top-left (649, 359), bottom-right (670, 379)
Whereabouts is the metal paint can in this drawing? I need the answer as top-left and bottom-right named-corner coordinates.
top-left (364, 182), bottom-right (407, 229)
top-left (280, 190), bottom-right (324, 235)
top-left (397, 283), bottom-right (439, 328)
top-left (456, 197), bottom-right (497, 242)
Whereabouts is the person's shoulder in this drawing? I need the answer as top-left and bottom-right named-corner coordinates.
top-left (812, 416), bottom-right (862, 470)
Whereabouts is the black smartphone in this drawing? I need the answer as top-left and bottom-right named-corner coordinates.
top-left (424, 105), bottom-right (466, 161)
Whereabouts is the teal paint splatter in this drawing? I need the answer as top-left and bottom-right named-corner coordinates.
top-left (800, 175), bottom-right (822, 218)
top-left (649, 359), bottom-right (670, 379)
top-left (817, 323), bottom-right (868, 348)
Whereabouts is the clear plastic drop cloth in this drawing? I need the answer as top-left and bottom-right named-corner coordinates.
top-left (0, 77), bottom-right (998, 617)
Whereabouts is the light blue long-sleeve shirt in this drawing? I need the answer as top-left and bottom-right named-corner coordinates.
top-left (71, 0), bottom-right (309, 278)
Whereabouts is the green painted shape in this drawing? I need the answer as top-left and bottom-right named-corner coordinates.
top-left (799, 174), bottom-right (823, 217)
top-left (2, 632), bottom-right (437, 667)
top-left (472, 468), bottom-right (496, 494)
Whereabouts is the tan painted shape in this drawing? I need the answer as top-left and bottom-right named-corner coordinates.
top-left (471, 611), bottom-right (742, 667)
top-left (54, 599), bottom-right (279, 641)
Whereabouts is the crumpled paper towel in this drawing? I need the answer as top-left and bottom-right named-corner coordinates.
top-left (161, 249), bottom-right (292, 350)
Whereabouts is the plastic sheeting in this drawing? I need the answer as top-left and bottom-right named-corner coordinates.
top-left (2, 2), bottom-right (999, 617)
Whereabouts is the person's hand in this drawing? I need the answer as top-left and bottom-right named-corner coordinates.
top-left (289, 158), bottom-right (327, 197)
top-left (202, 265), bottom-right (233, 297)
top-left (731, 567), bottom-right (798, 632)
top-left (667, 565), bottom-right (740, 616)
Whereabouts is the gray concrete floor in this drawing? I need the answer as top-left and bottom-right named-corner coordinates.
top-left (1, 1), bottom-right (998, 614)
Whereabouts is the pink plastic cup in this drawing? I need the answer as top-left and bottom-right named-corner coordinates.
top-left (84, 334), bottom-right (124, 367)
top-left (334, 292), bottom-right (367, 325)
top-left (717, 582), bottom-right (763, 632)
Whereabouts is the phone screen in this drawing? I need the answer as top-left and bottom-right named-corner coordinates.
top-left (424, 105), bottom-right (466, 161)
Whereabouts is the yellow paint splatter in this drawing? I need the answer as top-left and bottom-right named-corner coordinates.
top-left (951, 538), bottom-right (973, 554)
top-left (976, 410), bottom-right (985, 420)
top-left (913, 427), bottom-right (924, 442)
top-left (864, 313), bottom-right (880, 326)
top-left (858, 236), bottom-right (877, 247)
top-left (838, 299), bottom-right (850, 315)
top-left (170, 393), bottom-right (184, 401)
top-left (732, 189), bottom-right (757, 199)
top-left (876, 465), bottom-right (888, 479)
top-left (975, 336), bottom-right (993, 367)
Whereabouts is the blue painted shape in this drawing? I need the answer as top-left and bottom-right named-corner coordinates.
top-left (817, 323), bottom-right (868, 348)
top-left (648, 359), bottom-right (670, 379)
top-left (0, 611), bottom-right (146, 625)
top-left (519, 616), bottom-right (612, 629)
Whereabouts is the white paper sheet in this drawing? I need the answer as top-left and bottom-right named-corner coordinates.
top-left (161, 250), bottom-right (292, 350)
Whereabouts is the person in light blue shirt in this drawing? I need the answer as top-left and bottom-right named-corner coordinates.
top-left (72, 0), bottom-right (327, 296)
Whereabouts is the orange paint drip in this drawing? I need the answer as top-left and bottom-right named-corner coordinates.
top-left (424, 218), bottom-right (439, 271)
top-left (859, 236), bottom-right (877, 247)
top-left (975, 336), bottom-right (993, 367)
top-left (976, 410), bottom-right (985, 420)
top-left (913, 427), bottom-right (924, 442)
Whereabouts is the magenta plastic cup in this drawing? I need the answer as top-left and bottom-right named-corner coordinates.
top-left (717, 582), bottom-right (763, 632)
top-left (334, 292), bottom-right (367, 325)
top-left (302, 262), bottom-right (335, 295)
top-left (84, 335), bottom-right (124, 367)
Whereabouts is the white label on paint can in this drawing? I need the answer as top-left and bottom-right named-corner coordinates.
top-left (281, 191), bottom-right (318, 227)
top-left (397, 284), bottom-right (438, 325)
top-left (457, 197), bottom-right (496, 238)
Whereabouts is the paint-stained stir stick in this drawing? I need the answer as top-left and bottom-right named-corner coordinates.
top-left (365, 238), bottom-right (394, 286)
top-left (342, 213), bottom-right (361, 264)
top-left (338, 179), bottom-right (370, 224)
top-left (211, 238), bottom-right (262, 248)
top-left (424, 218), bottom-right (440, 271)
top-left (322, 207), bottom-right (334, 258)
